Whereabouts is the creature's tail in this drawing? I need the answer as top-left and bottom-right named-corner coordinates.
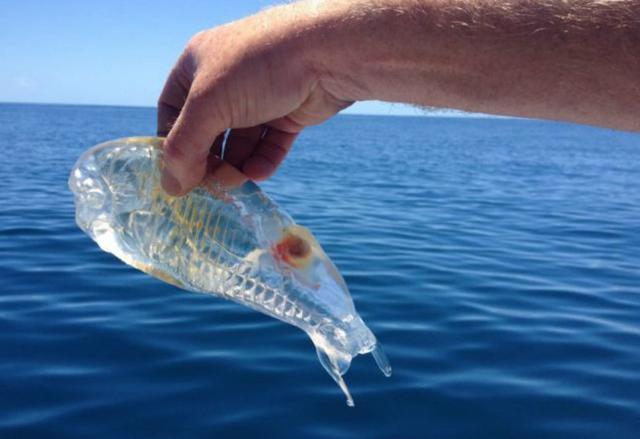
top-left (310, 319), bottom-right (391, 407)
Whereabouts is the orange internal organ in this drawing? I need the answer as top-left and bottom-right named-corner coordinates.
top-left (273, 231), bottom-right (313, 269)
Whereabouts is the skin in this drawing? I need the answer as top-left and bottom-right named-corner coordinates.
top-left (158, 0), bottom-right (640, 195)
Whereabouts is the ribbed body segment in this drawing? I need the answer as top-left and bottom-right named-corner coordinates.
top-left (69, 137), bottom-right (391, 407)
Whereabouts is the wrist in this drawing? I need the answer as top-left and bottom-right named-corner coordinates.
top-left (297, 0), bottom-right (377, 101)
top-left (295, 0), bottom-right (430, 103)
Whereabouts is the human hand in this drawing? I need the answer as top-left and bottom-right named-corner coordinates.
top-left (157, 2), bottom-right (353, 195)
top-left (158, 0), bottom-right (640, 196)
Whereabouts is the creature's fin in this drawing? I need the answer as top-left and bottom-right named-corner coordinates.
top-left (316, 347), bottom-right (355, 407)
top-left (371, 342), bottom-right (392, 377)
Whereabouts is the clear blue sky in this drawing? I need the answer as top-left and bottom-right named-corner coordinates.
top-left (0, 0), bottom-right (432, 116)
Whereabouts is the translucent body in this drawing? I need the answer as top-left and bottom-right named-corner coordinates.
top-left (69, 137), bottom-right (391, 406)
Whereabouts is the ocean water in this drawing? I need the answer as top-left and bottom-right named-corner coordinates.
top-left (1, 102), bottom-right (639, 438)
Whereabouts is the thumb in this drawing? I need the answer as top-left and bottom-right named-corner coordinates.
top-left (161, 94), bottom-right (224, 196)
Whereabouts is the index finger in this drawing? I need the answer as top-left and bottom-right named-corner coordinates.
top-left (157, 56), bottom-right (194, 137)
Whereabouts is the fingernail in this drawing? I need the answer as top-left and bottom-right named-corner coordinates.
top-left (161, 168), bottom-right (182, 196)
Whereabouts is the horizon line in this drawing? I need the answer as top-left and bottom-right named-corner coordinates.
top-left (0, 100), bottom-right (506, 119)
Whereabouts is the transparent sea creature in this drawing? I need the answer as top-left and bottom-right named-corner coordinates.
top-left (69, 136), bottom-right (391, 406)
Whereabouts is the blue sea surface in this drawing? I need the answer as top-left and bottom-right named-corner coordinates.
top-left (1, 103), bottom-right (639, 438)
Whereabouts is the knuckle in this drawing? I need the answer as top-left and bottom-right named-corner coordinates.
top-left (185, 85), bottom-right (210, 106)
top-left (164, 135), bottom-right (211, 169)
top-left (163, 139), bottom-right (187, 165)
top-left (189, 89), bottom-right (231, 128)
top-left (185, 30), bottom-right (208, 54)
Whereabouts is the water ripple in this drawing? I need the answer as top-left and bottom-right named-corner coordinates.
top-left (1, 104), bottom-right (639, 438)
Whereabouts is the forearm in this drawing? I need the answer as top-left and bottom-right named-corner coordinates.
top-left (303, 0), bottom-right (640, 131)
top-left (157, 0), bottom-right (638, 193)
